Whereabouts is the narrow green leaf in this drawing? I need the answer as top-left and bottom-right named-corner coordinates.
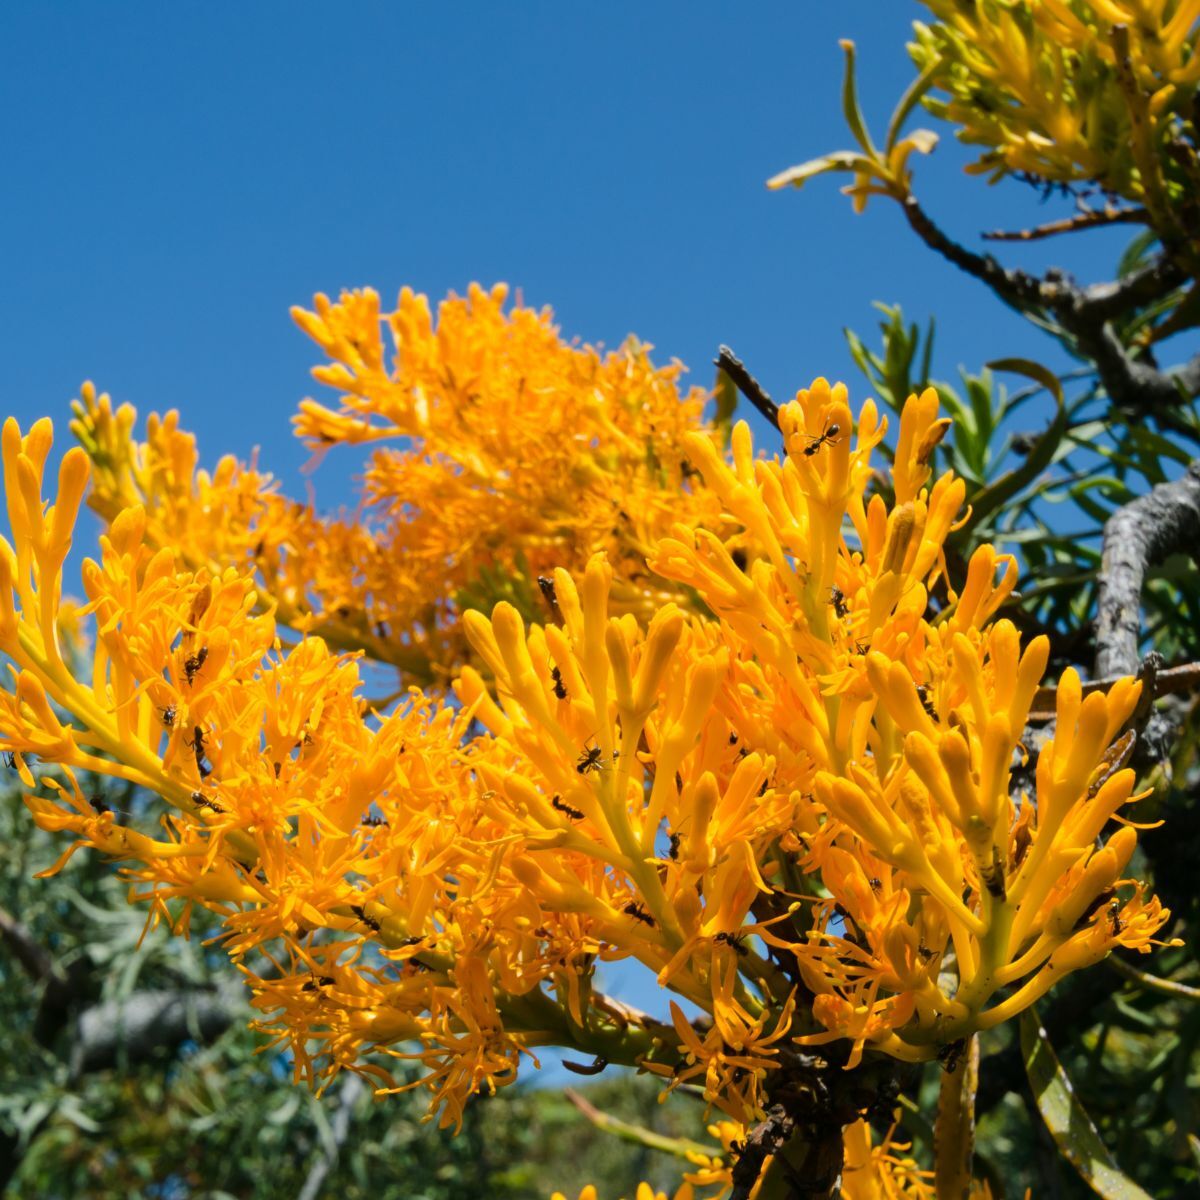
top-left (766, 151), bottom-right (876, 192)
top-left (711, 363), bottom-right (738, 447)
top-left (986, 357), bottom-right (1063, 406)
top-left (960, 392), bottom-right (1067, 532)
top-left (885, 59), bottom-right (939, 153)
top-left (837, 40), bottom-right (879, 158)
top-left (565, 1088), bottom-right (722, 1163)
top-left (1020, 1008), bottom-right (1152, 1200)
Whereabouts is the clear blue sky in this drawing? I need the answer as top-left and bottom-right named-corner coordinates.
top-left (0, 2), bottom-right (1136, 1058)
top-left (2, 1), bottom-right (1130, 507)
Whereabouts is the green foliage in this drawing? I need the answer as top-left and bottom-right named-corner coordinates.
top-left (845, 268), bottom-right (1200, 672)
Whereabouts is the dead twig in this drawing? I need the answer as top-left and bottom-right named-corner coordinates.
top-left (984, 207), bottom-right (1149, 242)
top-left (1028, 660), bottom-right (1200, 720)
top-left (716, 345), bottom-right (779, 429)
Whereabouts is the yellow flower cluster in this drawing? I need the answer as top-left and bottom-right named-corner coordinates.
top-left (1, 350), bottom-right (1173, 1153)
top-left (549, 1117), bottom-right (975, 1200)
top-left (910, 0), bottom-right (1199, 219)
top-left (71, 284), bottom-right (727, 686)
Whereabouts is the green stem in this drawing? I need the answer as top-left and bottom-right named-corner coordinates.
top-left (934, 1034), bottom-right (979, 1200)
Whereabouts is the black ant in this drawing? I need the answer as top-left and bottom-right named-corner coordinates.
top-left (88, 795), bottom-right (111, 815)
top-left (1073, 888), bottom-right (1114, 933)
top-left (728, 732), bottom-right (738, 746)
top-left (917, 941), bottom-right (936, 962)
top-left (829, 586), bottom-right (849, 620)
top-left (668, 832), bottom-right (682, 860)
top-left (188, 726), bottom-right (211, 778)
top-left (714, 931), bottom-right (748, 956)
top-left (191, 791), bottom-right (225, 814)
top-left (184, 646), bottom-right (208, 686)
top-left (550, 666), bottom-right (568, 700)
top-left (937, 1038), bottom-right (966, 1074)
top-left (551, 794), bottom-right (584, 822)
top-left (1108, 898), bottom-right (1124, 937)
top-left (537, 575), bottom-right (559, 614)
top-left (302, 975), bottom-right (335, 992)
top-left (916, 685), bottom-right (937, 719)
top-left (576, 741), bottom-right (606, 775)
top-left (802, 418), bottom-right (842, 457)
top-left (159, 704), bottom-right (178, 728)
top-left (868, 877), bottom-right (882, 894)
top-left (623, 902), bottom-right (655, 926)
top-left (351, 904), bottom-right (382, 933)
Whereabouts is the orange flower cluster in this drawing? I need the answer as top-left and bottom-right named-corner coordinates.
top-left (909, 0), bottom-right (1200, 216)
top-left (72, 283), bottom-right (726, 685)
top-left (548, 1117), bottom-right (958, 1200)
top-left (1, 296), bottom-right (1175, 1190)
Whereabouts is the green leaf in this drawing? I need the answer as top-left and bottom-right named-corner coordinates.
top-left (711, 362), bottom-right (738, 447)
top-left (1021, 1008), bottom-right (1152, 1199)
top-left (837, 40), bottom-right (878, 158)
top-left (766, 150), bottom-right (876, 192)
top-left (985, 357), bottom-right (1063, 407)
top-left (958, 387), bottom-right (1067, 533)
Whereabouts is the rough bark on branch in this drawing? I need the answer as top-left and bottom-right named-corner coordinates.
top-left (716, 345), bottom-right (779, 429)
top-left (70, 986), bottom-right (244, 1077)
top-left (901, 195), bottom-right (1198, 426)
top-left (1096, 461), bottom-right (1200, 679)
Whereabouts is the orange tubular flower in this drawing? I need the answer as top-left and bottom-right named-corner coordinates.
top-left (4, 323), bottom-right (1174, 1146)
top-left (72, 283), bottom-right (733, 686)
top-left (647, 380), bottom-right (1173, 1062)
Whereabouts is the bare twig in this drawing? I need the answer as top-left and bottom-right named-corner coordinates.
top-left (1028, 660), bottom-right (1200, 720)
top-left (1096, 462), bottom-right (1200, 679)
top-left (899, 194), bottom-right (1198, 426)
top-left (984, 207), bottom-right (1148, 242)
top-left (1109, 954), bottom-right (1200, 1001)
top-left (716, 345), bottom-right (779, 429)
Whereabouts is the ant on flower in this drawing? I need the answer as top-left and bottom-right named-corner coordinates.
top-left (550, 666), bottom-right (568, 700)
top-left (623, 901), bottom-right (655, 926)
top-left (714, 931), bottom-right (748, 955)
top-left (551, 794), bottom-right (584, 821)
top-left (351, 904), bottom-right (382, 933)
top-left (190, 791), bottom-right (225, 815)
top-left (183, 646), bottom-right (208, 686)
top-left (576, 737), bottom-right (617, 775)
top-left (801, 417), bottom-right (842, 457)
